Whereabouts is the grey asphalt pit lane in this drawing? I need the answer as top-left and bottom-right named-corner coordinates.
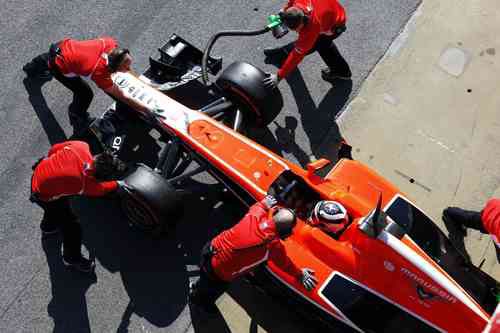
top-left (394, 169), bottom-right (432, 192)
top-left (438, 46), bottom-right (471, 77)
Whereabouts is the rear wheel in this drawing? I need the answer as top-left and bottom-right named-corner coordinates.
top-left (216, 62), bottom-right (283, 128)
top-left (120, 164), bottom-right (183, 236)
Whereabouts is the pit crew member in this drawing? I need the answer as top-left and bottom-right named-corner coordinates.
top-left (30, 140), bottom-right (127, 273)
top-left (263, 0), bottom-right (351, 89)
top-left (189, 195), bottom-right (318, 313)
top-left (443, 198), bottom-right (500, 249)
top-left (23, 37), bottom-right (151, 135)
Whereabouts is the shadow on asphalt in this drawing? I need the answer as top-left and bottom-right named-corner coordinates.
top-left (256, 54), bottom-right (352, 166)
top-left (285, 69), bottom-right (352, 158)
top-left (42, 235), bottom-right (96, 333)
top-left (74, 178), bottom-right (245, 331)
top-left (23, 76), bottom-right (68, 145)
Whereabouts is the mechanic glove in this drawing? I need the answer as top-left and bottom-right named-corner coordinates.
top-left (262, 195), bottom-right (278, 210)
top-left (263, 73), bottom-right (280, 89)
top-left (116, 180), bottom-right (132, 198)
top-left (300, 268), bottom-right (318, 291)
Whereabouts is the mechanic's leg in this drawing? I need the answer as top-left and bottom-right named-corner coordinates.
top-left (316, 36), bottom-right (351, 81)
top-left (190, 243), bottom-right (229, 311)
top-left (23, 52), bottom-right (51, 77)
top-left (51, 70), bottom-right (94, 131)
top-left (442, 207), bottom-right (487, 233)
top-left (33, 200), bottom-right (61, 236)
top-left (52, 198), bottom-right (95, 273)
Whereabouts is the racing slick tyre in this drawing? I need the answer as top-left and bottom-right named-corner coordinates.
top-left (216, 61), bottom-right (283, 127)
top-left (120, 164), bottom-right (183, 236)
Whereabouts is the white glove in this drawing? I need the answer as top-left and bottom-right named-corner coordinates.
top-left (262, 195), bottom-right (278, 209)
top-left (300, 268), bottom-right (318, 291)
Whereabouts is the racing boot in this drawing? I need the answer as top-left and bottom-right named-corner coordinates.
top-left (62, 254), bottom-right (96, 273)
top-left (442, 207), bottom-right (486, 234)
top-left (321, 67), bottom-right (352, 82)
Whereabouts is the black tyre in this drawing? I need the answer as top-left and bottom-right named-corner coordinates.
top-left (120, 164), bottom-right (183, 236)
top-left (216, 61), bottom-right (283, 127)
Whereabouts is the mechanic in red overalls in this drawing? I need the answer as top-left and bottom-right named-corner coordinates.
top-left (443, 199), bottom-right (500, 248)
top-left (30, 140), bottom-right (126, 273)
top-left (23, 37), bottom-right (149, 135)
top-left (263, 0), bottom-right (350, 89)
top-left (189, 195), bottom-right (318, 313)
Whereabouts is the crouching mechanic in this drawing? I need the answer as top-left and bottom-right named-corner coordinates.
top-left (23, 37), bottom-right (152, 135)
top-left (263, 0), bottom-right (350, 89)
top-left (189, 195), bottom-right (318, 313)
top-left (30, 140), bottom-right (128, 273)
top-left (308, 200), bottom-right (350, 238)
top-left (443, 199), bottom-right (500, 249)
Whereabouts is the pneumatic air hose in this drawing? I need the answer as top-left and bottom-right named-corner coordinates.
top-left (201, 27), bottom-right (271, 86)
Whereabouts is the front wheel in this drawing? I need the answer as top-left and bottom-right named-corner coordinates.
top-left (120, 164), bottom-right (183, 236)
top-left (216, 62), bottom-right (283, 128)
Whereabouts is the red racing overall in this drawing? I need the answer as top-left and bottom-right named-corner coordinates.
top-left (278, 0), bottom-right (349, 80)
top-left (190, 201), bottom-right (301, 308)
top-left (481, 199), bottom-right (500, 248)
top-left (31, 141), bottom-right (118, 260)
top-left (28, 37), bottom-right (118, 129)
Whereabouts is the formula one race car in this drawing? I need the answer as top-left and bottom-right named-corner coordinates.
top-left (88, 35), bottom-right (498, 332)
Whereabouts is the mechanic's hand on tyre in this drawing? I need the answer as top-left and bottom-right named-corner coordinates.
top-left (263, 73), bottom-right (280, 89)
top-left (116, 180), bottom-right (132, 198)
top-left (262, 195), bottom-right (278, 209)
top-left (300, 268), bottom-right (318, 291)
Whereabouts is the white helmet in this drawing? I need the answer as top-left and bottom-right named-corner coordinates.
top-left (310, 201), bottom-right (349, 235)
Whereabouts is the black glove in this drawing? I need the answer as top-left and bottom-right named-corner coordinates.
top-left (299, 268), bottom-right (318, 291)
top-left (261, 195), bottom-right (278, 209)
top-left (263, 73), bottom-right (280, 89)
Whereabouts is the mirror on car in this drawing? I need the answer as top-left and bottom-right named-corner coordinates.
top-left (306, 158), bottom-right (331, 177)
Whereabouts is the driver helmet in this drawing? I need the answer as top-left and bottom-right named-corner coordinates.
top-left (309, 201), bottom-right (349, 235)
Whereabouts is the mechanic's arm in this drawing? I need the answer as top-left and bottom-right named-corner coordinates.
top-left (269, 241), bottom-right (318, 291)
top-left (248, 195), bottom-right (278, 218)
top-left (283, 0), bottom-right (294, 11)
top-left (104, 84), bottom-right (150, 114)
top-left (84, 179), bottom-right (119, 197)
top-left (277, 28), bottom-right (319, 80)
top-left (269, 240), bottom-right (302, 279)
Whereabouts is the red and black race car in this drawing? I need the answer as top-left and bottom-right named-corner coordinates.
top-left (88, 35), bottom-right (498, 332)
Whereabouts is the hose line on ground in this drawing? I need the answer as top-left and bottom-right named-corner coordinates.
top-left (201, 27), bottom-right (271, 86)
